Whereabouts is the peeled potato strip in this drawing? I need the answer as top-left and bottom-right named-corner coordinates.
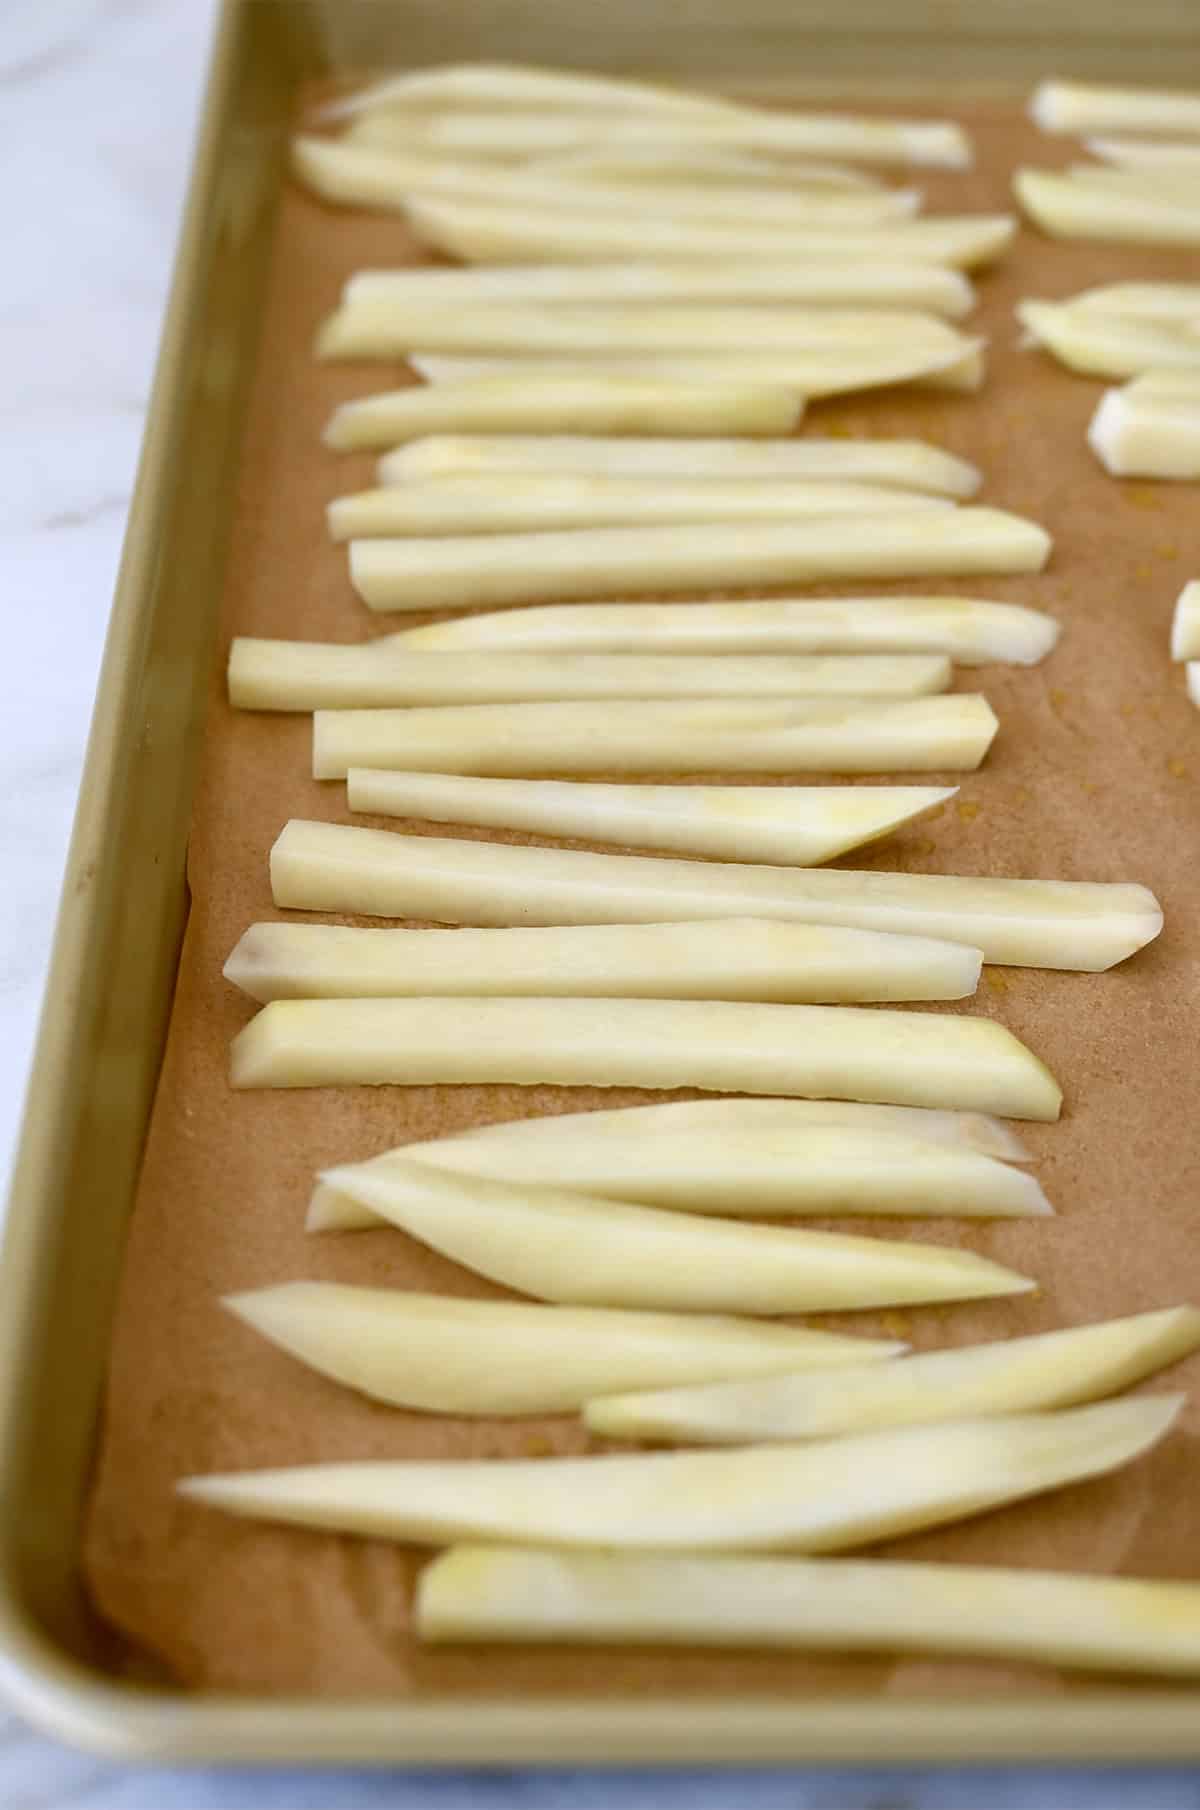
top-left (1172, 582), bottom-right (1200, 659)
top-left (1018, 300), bottom-right (1200, 380)
top-left (1030, 80), bottom-right (1200, 138)
top-left (1016, 168), bottom-right (1200, 247)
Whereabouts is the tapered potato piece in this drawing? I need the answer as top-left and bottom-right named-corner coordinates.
top-left (348, 511), bottom-right (1050, 611)
top-left (231, 643), bottom-right (951, 711)
top-left (346, 770), bottom-right (954, 865)
top-left (325, 376), bottom-right (802, 451)
top-left (1070, 281), bottom-right (1200, 322)
top-left (1030, 80), bottom-right (1200, 138)
top-left (416, 1546), bottom-right (1200, 1675)
top-left (397, 596), bottom-right (1057, 666)
top-left (178, 1395), bottom-right (1180, 1551)
top-left (1085, 137), bottom-right (1200, 170)
top-left (1171, 582), bottom-right (1200, 660)
top-left (224, 1284), bottom-right (896, 1416)
top-left (320, 62), bottom-right (747, 122)
top-left (1019, 300), bottom-right (1200, 379)
top-left (1015, 169), bottom-right (1200, 247)
top-left (313, 696), bottom-right (998, 779)
top-left (269, 821), bottom-right (1161, 972)
top-left (1089, 383), bottom-right (1200, 480)
top-left (1186, 665), bottom-right (1200, 710)
top-left (586, 1305), bottom-right (1200, 1442)
top-left (534, 147), bottom-right (887, 190)
top-left (230, 996), bottom-right (1061, 1119)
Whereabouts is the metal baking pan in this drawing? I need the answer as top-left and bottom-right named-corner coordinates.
top-left (1, 0), bottom-right (1199, 1763)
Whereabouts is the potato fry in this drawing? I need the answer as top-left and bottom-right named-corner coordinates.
top-left (321, 62), bottom-right (745, 123)
top-left (1019, 299), bottom-right (1200, 379)
top-left (1016, 168), bottom-right (1200, 247)
top-left (1089, 382), bottom-right (1200, 479)
top-left (1085, 137), bottom-right (1200, 169)
top-left (1069, 281), bottom-right (1200, 323)
top-left (1030, 80), bottom-right (1200, 138)
top-left (1172, 581), bottom-right (1200, 660)
top-left (531, 146), bottom-right (885, 190)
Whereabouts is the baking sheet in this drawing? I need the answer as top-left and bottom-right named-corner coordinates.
top-left (82, 92), bottom-right (1200, 1698)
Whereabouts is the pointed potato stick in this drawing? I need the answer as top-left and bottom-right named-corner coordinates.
top-left (328, 478), bottom-right (954, 540)
top-left (312, 696), bottom-right (998, 779)
top-left (405, 196), bottom-right (1010, 270)
top-left (378, 436), bottom-right (982, 497)
top-left (178, 1395), bottom-right (1180, 1552)
top-left (416, 1545), bottom-right (1200, 1674)
top-left (1171, 581), bottom-right (1200, 659)
top-left (231, 996), bottom-right (1060, 1118)
top-left (1015, 168), bottom-right (1200, 247)
top-left (324, 376), bottom-right (802, 451)
top-left (1030, 79), bottom-right (1200, 138)
top-left (397, 596), bottom-right (1057, 666)
top-left (269, 820), bottom-right (1160, 972)
top-left (533, 147), bottom-right (886, 191)
top-left (321, 62), bottom-right (746, 123)
top-left (348, 510), bottom-right (1051, 611)
top-left (346, 770), bottom-right (956, 865)
top-left (1086, 136), bottom-right (1200, 169)
top-left (231, 642), bottom-right (952, 710)
top-left (1018, 300), bottom-right (1200, 380)
top-left (1187, 665), bottom-right (1200, 710)
top-left (1064, 164), bottom-right (1200, 196)
top-left (224, 917), bottom-right (982, 1007)
top-left (1070, 281), bottom-right (1200, 322)
top-left (586, 1306), bottom-right (1200, 1443)
top-left (345, 261), bottom-right (975, 318)
top-left (223, 1284), bottom-right (898, 1416)
top-left (319, 1159), bottom-right (1032, 1314)
top-left (1088, 382), bottom-right (1200, 479)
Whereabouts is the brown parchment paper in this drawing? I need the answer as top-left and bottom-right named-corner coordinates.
top-left (83, 95), bottom-right (1200, 1699)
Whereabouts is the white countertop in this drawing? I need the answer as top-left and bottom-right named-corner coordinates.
top-left (1, 2), bottom-right (1197, 1801)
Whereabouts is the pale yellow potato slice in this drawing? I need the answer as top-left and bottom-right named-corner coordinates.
top-left (533, 147), bottom-right (886, 191)
top-left (1172, 582), bottom-right (1200, 659)
top-left (1085, 137), bottom-right (1200, 169)
top-left (398, 596), bottom-right (1057, 666)
top-left (378, 436), bottom-right (982, 496)
top-left (1015, 169), bottom-right (1200, 247)
top-left (223, 917), bottom-right (982, 1006)
top-left (1064, 164), bottom-right (1200, 196)
top-left (1030, 80), bottom-right (1200, 138)
top-left (1187, 664), bottom-right (1200, 710)
top-left (405, 196), bottom-right (1010, 269)
top-left (345, 261), bottom-right (975, 317)
top-left (1018, 300), bottom-right (1200, 379)
top-left (586, 1305), bottom-right (1200, 1442)
top-left (1069, 281), bottom-right (1200, 322)
top-left (178, 1395), bottom-right (1180, 1551)
top-left (329, 478), bottom-right (954, 540)
top-left (230, 996), bottom-right (1060, 1118)
top-left (231, 643), bottom-right (951, 710)
top-left (312, 696), bottom-right (997, 779)
top-left (324, 376), bottom-right (802, 451)
top-left (347, 511), bottom-right (1050, 610)
top-left (223, 1284), bottom-right (898, 1416)
top-left (1088, 383), bottom-right (1200, 479)
top-left (320, 62), bottom-right (746, 122)
top-left (269, 820), bottom-right (1161, 972)
top-left (345, 770), bottom-right (955, 865)
top-left (416, 1546), bottom-right (1200, 1675)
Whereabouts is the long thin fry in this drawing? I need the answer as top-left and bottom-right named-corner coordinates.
top-left (320, 1158), bottom-right (1033, 1313)
top-left (321, 63), bottom-right (747, 123)
top-left (1030, 80), bottom-right (1200, 138)
top-left (378, 436), bottom-right (982, 497)
top-left (178, 1396), bottom-right (1181, 1551)
top-left (223, 917), bottom-right (982, 1006)
top-left (1069, 281), bottom-right (1200, 322)
top-left (230, 996), bottom-right (1061, 1118)
top-left (1187, 665), bottom-right (1200, 710)
top-left (533, 147), bottom-right (885, 191)
top-left (345, 771), bottom-right (955, 865)
top-left (416, 1547), bottom-right (1200, 1675)
top-left (269, 820), bottom-right (1161, 972)
top-left (1086, 137), bottom-right (1200, 169)
top-left (348, 510), bottom-right (1051, 610)
top-left (1064, 164), bottom-right (1200, 196)
top-left (312, 696), bottom-right (998, 779)
top-left (344, 261), bottom-right (976, 318)
top-left (1019, 300), bottom-right (1200, 379)
top-left (223, 1285), bottom-right (899, 1417)
top-left (324, 376), bottom-right (802, 450)
top-left (1172, 582), bottom-right (1200, 659)
top-left (231, 643), bottom-right (951, 710)
top-left (1015, 168), bottom-right (1200, 247)
top-left (397, 596), bottom-right (1058, 666)
top-left (328, 478), bottom-right (955, 540)
top-left (585, 1306), bottom-right (1200, 1442)
top-left (1088, 382), bottom-right (1200, 479)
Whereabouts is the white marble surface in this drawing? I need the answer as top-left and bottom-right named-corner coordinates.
top-left (2, 2), bottom-right (1199, 1802)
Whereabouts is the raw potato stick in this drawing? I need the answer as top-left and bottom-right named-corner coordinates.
top-left (1018, 301), bottom-right (1200, 380)
top-left (269, 820), bottom-right (1162, 972)
top-left (534, 148), bottom-right (887, 191)
top-left (397, 596), bottom-right (1057, 665)
top-left (230, 996), bottom-right (1061, 1119)
top-left (1030, 80), bottom-right (1200, 138)
top-left (1088, 382), bottom-right (1200, 480)
top-left (312, 696), bottom-right (998, 779)
top-left (1171, 581), bottom-right (1200, 660)
top-left (178, 1396), bottom-right (1180, 1551)
top-left (1070, 281), bottom-right (1200, 322)
top-left (1085, 137), bottom-right (1200, 169)
top-left (225, 1284), bottom-right (899, 1417)
top-left (1015, 169), bottom-right (1200, 248)
top-left (347, 510), bottom-right (1051, 610)
top-left (320, 62), bottom-right (750, 122)
top-left (416, 1546), bottom-right (1200, 1676)
top-left (586, 1305), bottom-right (1200, 1441)
top-left (325, 376), bottom-right (802, 451)
top-left (345, 771), bottom-right (956, 866)
top-left (1186, 666), bottom-right (1200, 711)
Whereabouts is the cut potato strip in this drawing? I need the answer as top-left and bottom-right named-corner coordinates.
top-left (1064, 164), bottom-right (1200, 197)
top-left (1187, 665), bottom-right (1200, 710)
top-left (1030, 80), bottom-right (1200, 138)
top-left (348, 511), bottom-right (1051, 610)
top-left (345, 262), bottom-right (975, 318)
top-left (318, 1159), bottom-right (1032, 1314)
top-left (312, 696), bottom-right (998, 779)
top-left (405, 196), bottom-right (1011, 270)
top-left (325, 376), bottom-right (802, 450)
top-left (178, 1395), bottom-right (1180, 1551)
top-left (1088, 382), bottom-right (1200, 480)
top-left (1123, 368), bottom-right (1200, 399)
top-left (1015, 169), bottom-right (1200, 247)
top-left (329, 478), bottom-right (954, 541)
top-left (231, 643), bottom-right (951, 710)
top-left (269, 820), bottom-right (1161, 972)
top-left (224, 917), bottom-right (982, 1006)
top-left (230, 995), bottom-right (1061, 1118)
top-left (586, 1305), bottom-right (1200, 1442)
top-left (1019, 300), bottom-right (1200, 380)
top-left (1086, 137), bottom-right (1200, 169)
top-left (223, 1284), bottom-right (898, 1416)
top-left (532, 147), bottom-right (886, 191)
top-left (416, 1546), bottom-right (1200, 1675)
top-left (346, 771), bottom-right (955, 865)
top-left (1070, 281), bottom-right (1200, 322)
top-left (320, 63), bottom-right (748, 123)
top-left (378, 436), bottom-right (982, 497)
top-left (1172, 582), bottom-right (1200, 660)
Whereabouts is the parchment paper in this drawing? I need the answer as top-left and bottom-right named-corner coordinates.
top-left (82, 95), bottom-right (1200, 1698)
